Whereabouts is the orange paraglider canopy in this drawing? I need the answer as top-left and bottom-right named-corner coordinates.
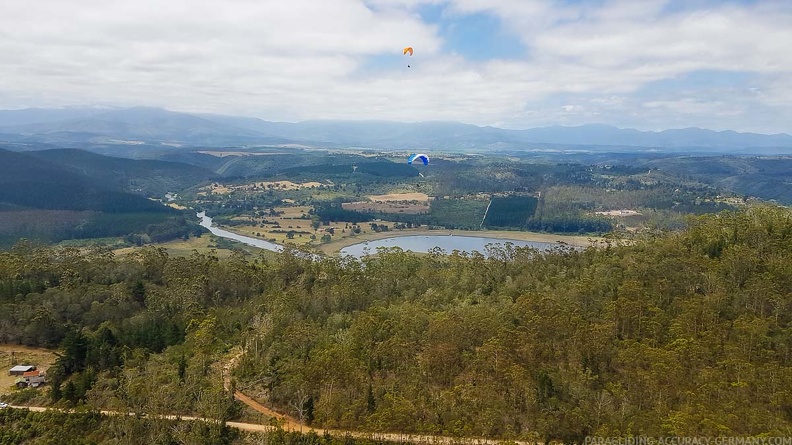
top-left (403, 47), bottom-right (413, 56)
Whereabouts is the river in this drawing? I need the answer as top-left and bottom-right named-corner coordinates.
top-left (198, 211), bottom-right (284, 253)
top-left (198, 212), bottom-right (560, 258)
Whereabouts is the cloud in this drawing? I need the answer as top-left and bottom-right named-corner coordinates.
top-left (1, 0), bottom-right (791, 133)
top-left (561, 104), bottom-right (584, 112)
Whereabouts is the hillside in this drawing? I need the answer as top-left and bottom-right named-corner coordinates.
top-left (23, 148), bottom-right (216, 196)
top-left (0, 149), bottom-right (165, 212)
top-left (0, 148), bottom-right (210, 247)
top-left (646, 156), bottom-right (792, 204)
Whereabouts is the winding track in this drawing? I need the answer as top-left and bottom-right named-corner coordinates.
top-left (220, 347), bottom-right (533, 444)
top-left (6, 336), bottom-right (533, 444)
top-left (9, 404), bottom-right (531, 444)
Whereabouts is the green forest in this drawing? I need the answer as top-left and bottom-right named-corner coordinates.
top-left (0, 148), bottom-right (212, 248)
top-left (1, 206), bottom-right (792, 442)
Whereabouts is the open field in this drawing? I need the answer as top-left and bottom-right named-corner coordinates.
top-left (227, 223), bottom-right (315, 247)
top-left (228, 205), bottom-right (363, 247)
top-left (223, 221), bottom-right (343, 248)
top-left (0, 345), bottom-right (57, 395)
top-left (368, 192), bottom-right (430, 202)
top-left (342, 192), bottom-right (431, 214)
top-left (113, 234), bottom-right (256, 258)
top-left (198, 180), bottom-right (329, 195)
top-left (342, 201), bottom-right (430, 214)
top-left (595, 209), bottom-right (642, 216)
top-left (197, 151), bottom-right (291, 157)
top-left (275, 205), bottom-right (312, 218)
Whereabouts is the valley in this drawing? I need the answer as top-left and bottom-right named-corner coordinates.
top-left (1, 109), bottom-right (792, 443)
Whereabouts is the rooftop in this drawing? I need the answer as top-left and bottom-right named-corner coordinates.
top-left (9, 365), bottom-right (35, 372)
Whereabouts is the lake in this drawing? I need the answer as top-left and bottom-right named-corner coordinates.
top-left (198, 212), bottom-right (561, 259)
top-left (340, 235), bottom-right (558, 258)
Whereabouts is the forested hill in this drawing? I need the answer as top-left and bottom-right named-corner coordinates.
top-left (1, 206), bottom-right (791, 442)
top-left (22, 148), bottom-right (215, 196)
top-left (0, 148), bottom-right (209, 247)
top-left (647, 156), bottom-right (792, 204)
top-left (0, 149), bottom-right (169, 213)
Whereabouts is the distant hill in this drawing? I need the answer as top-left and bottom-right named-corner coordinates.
top-left (646, 156), bottom-right (792, 204)
top-left (201, 115), bottom-right (488, 146)
top-left (0, 149), bottom-right (177, 212)
top-left (22, 148), bottom-right (216, 196)
top-left (0, 108), bottom-right (108, 126)
top-left (506, 124), bottom-right (792, 151)
top-left (0, 107), bottom-right (291, 146)
top-left (199, 113), bottom-right (792, 152)
top-left (0, 148), bottom-right (211, 247)
top-left (0, 107), bottom-right (790, 153)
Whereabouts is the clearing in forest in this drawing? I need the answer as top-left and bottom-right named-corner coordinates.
top-left (342, 192), bottom-right (431, 214)
top-left (0, 345), bottom-right (57, 395)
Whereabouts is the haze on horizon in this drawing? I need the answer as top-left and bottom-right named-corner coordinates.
top-left (2, 0), bottom-right (792, 134)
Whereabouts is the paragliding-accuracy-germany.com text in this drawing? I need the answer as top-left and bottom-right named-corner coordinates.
top-left (585, 437), bottom-right (792, 445)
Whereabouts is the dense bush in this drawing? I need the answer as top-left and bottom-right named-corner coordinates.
top-left (2, 206), bottom-right (792, 441)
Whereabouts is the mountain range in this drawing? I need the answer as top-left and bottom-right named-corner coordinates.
top-left (1, 107), bottom-right (791, 154)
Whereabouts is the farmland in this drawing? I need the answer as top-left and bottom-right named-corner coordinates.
top-left (342, 192), bottom-right (430, 214)
top-left (0, 345), bottom-right (56, 395)
top-left (4, 146), bottom-right (765, 258)
top-left (172, 149), bottom-right (754, 256)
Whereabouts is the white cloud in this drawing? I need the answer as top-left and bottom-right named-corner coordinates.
top-left (1, 0), bottom-right (792, 133)
top-left (561, 104), bottom-right (580, 112)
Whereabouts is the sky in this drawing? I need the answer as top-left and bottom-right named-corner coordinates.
top-left (2, 0), bottom-right (792, 133)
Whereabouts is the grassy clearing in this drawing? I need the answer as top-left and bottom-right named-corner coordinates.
top-left (341, 192), bottom-right (431, 214)
top-left (368, 192), bottom-right (430, 202)
top-left (275, 205), bottom-right (312, 218)
top-left (113, 235), bottom-right (246, 259)
top-left (198, 180), bottom-right (328, 195)
top-left (226, 220), bottom-right (360, 249)
top-left (0, 345), bottom-right (57, 395)
top-left (341, 201), bottom-right (429, 214)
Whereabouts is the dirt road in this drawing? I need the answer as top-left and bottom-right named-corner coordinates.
top-left (8, 404), bottom-right (532, 444)
top-left (222, 347), bottom-right (534, 444)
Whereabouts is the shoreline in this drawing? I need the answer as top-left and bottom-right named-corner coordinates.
top-left (199, 211), bottom-right (605, 257)
top-left (315, 228), bottom-right (601, 255)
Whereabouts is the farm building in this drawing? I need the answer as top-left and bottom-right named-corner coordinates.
top-left (8, 365), bottom-right (36, 376)
top-left (14, 375), bottom-right (46, 389)
top-left (28, 376), bottom-right (46, 388)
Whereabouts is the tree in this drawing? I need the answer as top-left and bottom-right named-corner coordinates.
top-left (130, 280), bottom-right (146, 305)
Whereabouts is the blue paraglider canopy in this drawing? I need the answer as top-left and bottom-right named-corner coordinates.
top-left (407, 153), bottom-right (429, 165)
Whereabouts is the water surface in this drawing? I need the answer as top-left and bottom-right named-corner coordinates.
top-left (340, 234), bottom-right (558, 258)
top-left (198, 212), bottom-right (563, 259)
top-left (197, 211), bottom-right (283, 253)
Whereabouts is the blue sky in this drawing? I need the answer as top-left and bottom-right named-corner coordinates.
top-left (416, 3), bottom-right (527, 61)
top-left (1, 0), bottom-right (792, 133)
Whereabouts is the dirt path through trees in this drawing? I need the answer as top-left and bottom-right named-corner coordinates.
top-left (224, 349), bottom-right (532, 445)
